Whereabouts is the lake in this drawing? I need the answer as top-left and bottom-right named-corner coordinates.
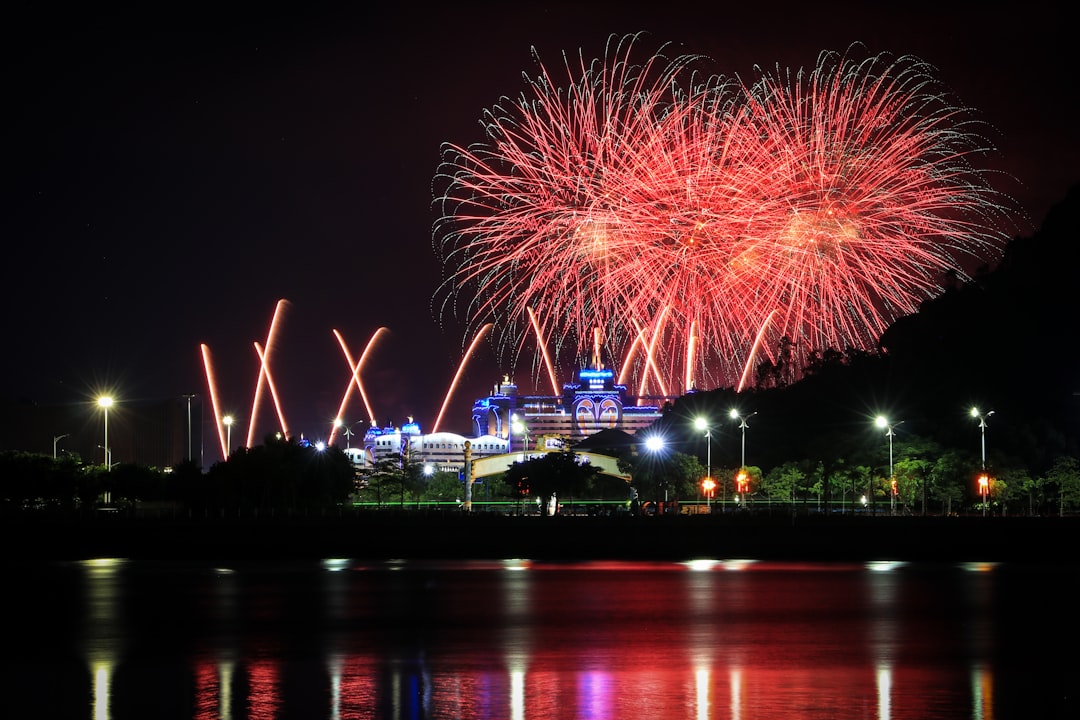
top-left (4, 554), bottom-right (1076, 718)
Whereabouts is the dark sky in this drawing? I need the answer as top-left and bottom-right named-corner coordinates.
top-left (4, 2), bottom-right (1076, 449)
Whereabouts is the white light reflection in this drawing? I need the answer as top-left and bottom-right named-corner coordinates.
top-left (866, 560), bottom-right (906, 573)
top-left (720, 559), bottom-right (758, 572)
top-left (695, 667), bottom-right (711, 720)
top-left (93, 661), bottom-right (112, 720)
top-left (82, 558), bottom-right (125, 720)
top-left (328, 654), bottom-right (342, 720)
top-left (503, 559), bottom-right (531, 720)
top-left (219, 660), bottom-right (235, 720)
top-left (877, 664), bottom-right (893, 720)
top-left (511, 669), bottom-right (526, 720)
top-left (684, 559), bottom-right (719, 572)
top-left (730, 668), bottom-right (743, 720)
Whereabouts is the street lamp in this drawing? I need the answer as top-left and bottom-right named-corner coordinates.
top-left (97, 396), bottom-right (113, 468)
top-left (644, 435), bottom-right (669, 508)
top-left (512, 414), bottom-right (529, 455)
top-left (97, 445), bottom-right (113, 470)
top-left (182, 393), bottom-right (196, 461)
top-left (875, 416), bottom-right (903, 515)
top-left (729, 409), bottom-right (757, 468)
top-left (53, 434), bottom-right (69, 459)
top-left (730, 409), bottom-right (757, 507)
top-left (223, 415), bottom-right (234, 456)
top-left (334, 417), bottom-right (361, 449)
top-left (971, 408), bottom-right (994, 516)
top-left (694, 417), bottom-right (713, 510)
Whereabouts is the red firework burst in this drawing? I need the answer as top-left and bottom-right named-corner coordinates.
top-left (433, 38), bottom-right (1021, 395)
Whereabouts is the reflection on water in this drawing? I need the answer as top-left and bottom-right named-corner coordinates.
top-left (3, 556), bottom-right (1075, 719)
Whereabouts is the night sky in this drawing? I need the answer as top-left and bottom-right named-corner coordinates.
top-left (4, 2), bottom-right (1076, 446)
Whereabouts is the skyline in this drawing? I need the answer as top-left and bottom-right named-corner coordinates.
top-left (4, 3), bottom-right (1076, 443)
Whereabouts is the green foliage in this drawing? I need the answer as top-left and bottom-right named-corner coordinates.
top-left (763, 462), bottom-right (804, 503)
top-left (1044, 456), bottom-right (1080, 515)
top-left (502, 450), bottom-right (601, 513)
top-left (204, 436), bottom-right (357, 512)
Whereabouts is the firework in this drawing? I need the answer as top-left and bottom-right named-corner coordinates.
top-left (715, 48), bottom-right (1019, 380)
top-left (433, 38), bottom-right (1020, 395)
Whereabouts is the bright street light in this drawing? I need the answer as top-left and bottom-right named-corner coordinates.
top-left (511, 413), bottom-right (529, 454)
top-left (334, 417), bottom-right (361, 449)
top-left (729, 409), bottom-right (757, 468)
top-left (971, 408), bottom-right (994, 516)
top-left (875, 416), bottom-right (903, 515)
top-left (97, 396), bottom-right (113, 468)
top-left (730, 409), bottom-right (757, 508)
top-left (223, 415), bottom-right (234, 456)
top-left (970, 407), bottom-right (994, 470)
top-left (644, 435), bottom-right (668, 507)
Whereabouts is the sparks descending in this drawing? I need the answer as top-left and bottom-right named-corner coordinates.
top-left (432, 36), bottom-right (1021, 394)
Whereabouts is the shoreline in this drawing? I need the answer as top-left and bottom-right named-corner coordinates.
top-left (5, 513), bottom-right (1078, 565)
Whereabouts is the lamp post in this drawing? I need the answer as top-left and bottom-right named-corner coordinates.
top-left (730, 409), bottom-right (756, 508)
top-left (182, 394), bottom-right (196, 461)
top-left (97, 396), bottom-right (113, 468)
top-left (694, 417), bottom-right (712, 510)
top-left (875, 416), bottom-right (903, 515)
top-left (512, 414), bottom-right (529, 455)
top-left (223, 415), bottom-right (234, 456)
top-left (644, 435), bottom-right (669, 509)
top-left (334, 418), bottom-right (359, 449)
top-left (971, 408), bottom-right (994, 516)
top-left (52, 434), bottom-right (69, 459)
top-left (97, 446), bottom-right (112, 469)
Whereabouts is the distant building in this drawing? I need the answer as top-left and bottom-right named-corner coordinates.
top-left (472, 365), bottom-right (671, 446)
top-left (354, 364), bottom-right (672, 474)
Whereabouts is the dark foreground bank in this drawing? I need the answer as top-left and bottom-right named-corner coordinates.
top-left (4, 512), bottom-right (1079, 564)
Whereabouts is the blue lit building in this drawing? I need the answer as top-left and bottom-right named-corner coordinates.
top-left (472, 364), bottom-right (671, 448)
top-left (353, 364), bottom-right (672, 474)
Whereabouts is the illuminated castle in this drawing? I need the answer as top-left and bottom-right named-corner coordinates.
top-left (472, 365), bottom-right (670, 446)
top-left (355, 361), bottom-right (672, 473)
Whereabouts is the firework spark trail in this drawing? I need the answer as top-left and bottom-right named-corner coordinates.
top-left (432, 323), bottom-right (494, 434)
top-left (526, 307), bottom-right (560, 395)
top-left (434, 33), bottom-right (708, 376)
top-left (246, 299), bottom-right (290, 447)
top-left (328, 327), bottom-right (388, 446)
top-left (200, 344), bottom-right (228, 459)
top-left (434, 37), bottom-right (1020, 394)
top-left (717, 48), bottom-right (1019, 375)
top-left (253, 342), bottom-right (290, 441)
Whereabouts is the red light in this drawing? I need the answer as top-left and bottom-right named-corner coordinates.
top-left (702, 477), bottom-right (716, 497)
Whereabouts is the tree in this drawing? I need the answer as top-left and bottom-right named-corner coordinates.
top-left (1044, 456), bottom-right (1080, 515)
top-left (502, 451), bottom-right (600, 516)
top-left (763, 462), bottom-right (803, 507)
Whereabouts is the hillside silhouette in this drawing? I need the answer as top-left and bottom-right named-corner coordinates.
top-left (656, 183), bottom-right (1080, 475)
